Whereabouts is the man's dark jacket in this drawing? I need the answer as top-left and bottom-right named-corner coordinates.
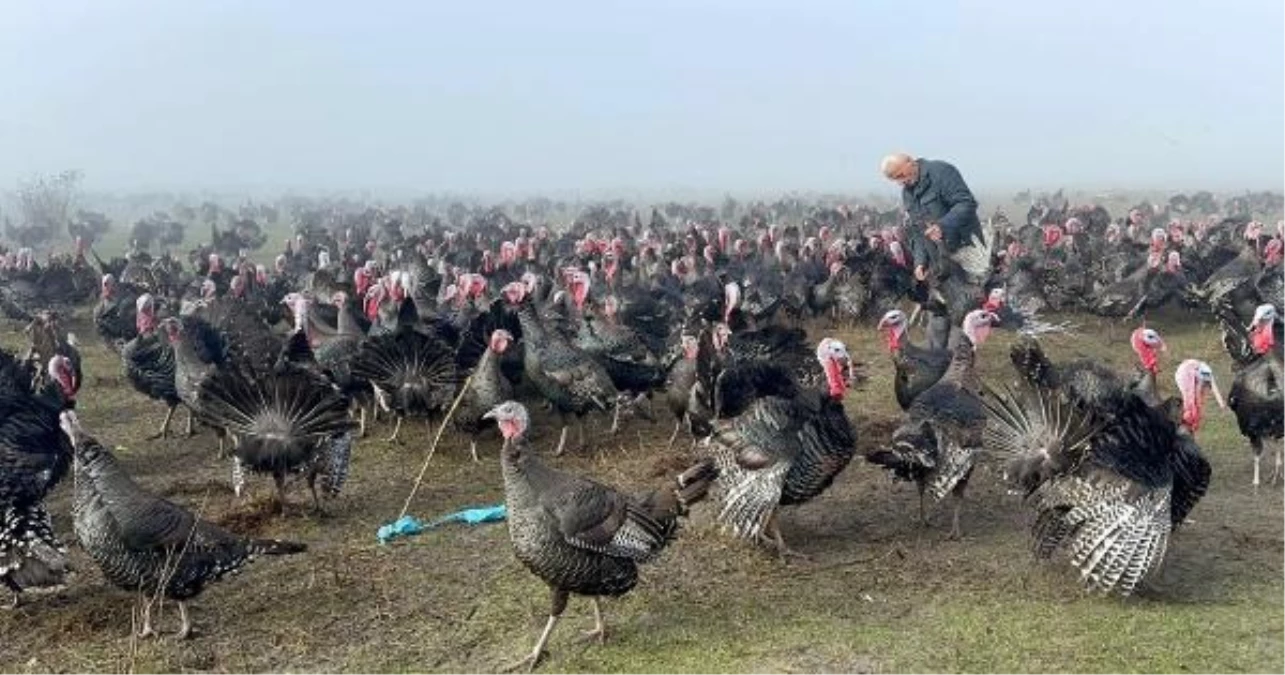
top-left (902, 158), bottom-right (981, 267)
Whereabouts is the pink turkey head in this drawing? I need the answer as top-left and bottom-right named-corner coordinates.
top-left (48, 355), bottom-right (77, 401)
top-left (1174, 359), bottom-right (1224, 432)
top-left (1130, 326), bottom-right (1166, 374)
top-left (1249, 304), bottom-right (1278, 355)
top-left (815, 337), bottom-right (852, 399)
top-left (876, 309), bottom-right (908, 352)
top-left (489, 329), bottom-right (514, 354)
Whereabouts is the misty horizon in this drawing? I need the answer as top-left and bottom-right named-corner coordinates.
top-left (2, 1), bottom-right (1282, 198)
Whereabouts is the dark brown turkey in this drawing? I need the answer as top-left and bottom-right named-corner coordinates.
top-left (62, 411), bottom-right (306, 638)
top-left (485, 400), bottom-right (717, 672)
top-left (866, 309), bottom-right (998, 539)
top-left (701, 337), bottom-right (858, 559)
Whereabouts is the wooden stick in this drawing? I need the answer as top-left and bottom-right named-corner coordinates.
top-left (397, 375), bottom-right (473, 521)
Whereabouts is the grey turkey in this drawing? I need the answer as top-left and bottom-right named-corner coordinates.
top-left (159, 315), bottom-right (232, 449)
top-left (303, 291), bottom-right (379, 437)
top-left (661, 334), bottom-right (700, 450)
top-left (875, 307), bottom-right (953, 410)
top-left (1215, 302), bottom-right (1283, 487)
top-left (0, 348), bottom-right (74, 608)
top-left (452, 329), bottom-right (516, 461)
top-left (700, 337), bottom-right (858, 559)
top-left (483, 401), bottom-right (718, 672)
top-left (980, 358), bottom-right (1218, 596)
top-left (866, 309), bottom-right (998, 539)
top-left (61, 410), bottom-right (307, 638)
top-left (121, 293), bottom-right (186, 438)
top-left (500, 280), bottom-right (630, 455)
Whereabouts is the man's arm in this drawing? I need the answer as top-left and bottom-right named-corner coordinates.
top-left (933, 162), bottom-right (978, 240)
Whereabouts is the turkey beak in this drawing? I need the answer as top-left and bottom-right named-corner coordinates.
top-left (481, 407), bottom-right (500, 421)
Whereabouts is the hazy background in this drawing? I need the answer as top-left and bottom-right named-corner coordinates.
top-left (1, 0), bottom-right (1281, 198)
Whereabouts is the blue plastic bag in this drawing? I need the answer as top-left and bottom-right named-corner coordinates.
top-left (377, 504), bottom-right (507, 544)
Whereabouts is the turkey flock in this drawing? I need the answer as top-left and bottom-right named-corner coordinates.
top-left (1, 191), bottom-right (1281, 669)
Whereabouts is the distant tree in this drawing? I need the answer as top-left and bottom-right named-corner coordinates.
top-left (5, 169), bottom-right (83, 247)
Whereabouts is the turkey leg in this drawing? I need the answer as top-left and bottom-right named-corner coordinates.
top-left (149, 404), bottom-right (178, 440)
top-left (665, 419), bottom-right (682, 451)
top-left (175, 600), bottom-right (192, 640)
top-left (385, 416), bottom-right (404, 443)
top-left (273, 472), bottom-right (289, 514)
top-left (554, 425), bottom-right (569, 456)
top-left (948, 489), bottom-right (965, 540)
top-left (763, 510), bottom-right (809, 562)
top-left (136, 599), bottom-right (156, 638)
top-left (502, 587), bottom-right (568, 673)
top-left (1252, 437), bottom-right (1263, 487)
top-left (578, 597), bottom-right (607, 644)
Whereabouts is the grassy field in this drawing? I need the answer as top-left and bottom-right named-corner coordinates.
top-left (0, 297), bottom-right (1280, 673)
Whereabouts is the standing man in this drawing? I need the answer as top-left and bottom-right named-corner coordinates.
top-left (881, 153), bottom-right (982, 282)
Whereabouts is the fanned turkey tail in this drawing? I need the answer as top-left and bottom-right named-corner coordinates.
top-left (979, 382), bottom-right (1103, 493)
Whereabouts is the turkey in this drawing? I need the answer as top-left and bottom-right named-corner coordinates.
top-left (701, 337), bottom-right (858, 559)
top-left (483, 400), bottom-right (718, 672)
top-left (1216, 302), bottom-right (1284, 486)
top-left (197, 305), bottom-right (357, 510)
top-left (1008, 325), bottom-right (1169, 411)
top-left (159, 315), bottom-right (234, 449)
top-left (500, 281), bottom-right (629, 455)
top-left (61, 411), bottom-right (307, 638)
top-left (866, 309), bottom-right (999, 539)
top-left (93, 273), bottom-right (142, 355)
top-left (349, 298), bottom-right (460, 442)
top-left (980, 359), bottom-right (1219, 595)
top-left (122, 293), bottom-right (187, 438)
top-left (452, 329), bottom-right (516, 461)
top-left (662, 334), bottom-right (700, 450)
top-left (0, 348), bottom-right (74, 607)
top-left (876, 307), bottom-right (952, 410)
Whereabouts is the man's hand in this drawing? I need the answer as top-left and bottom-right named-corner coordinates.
top-left (914, 264), bottom-right (928, 281)
top-left (925, 222), bottom-right (943, 242)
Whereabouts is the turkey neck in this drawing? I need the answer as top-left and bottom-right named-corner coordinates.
top-left (335, 302), bottom-right (362, 336)
top-left (499, 436), bottom-right (553, 508)
top-left (943, 336), bottom-right (981, 392)
top-left (475, 346), bottom-right (503, 383)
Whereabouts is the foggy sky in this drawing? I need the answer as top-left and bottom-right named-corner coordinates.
top-left (2, 0), bottom-right (1282, 196)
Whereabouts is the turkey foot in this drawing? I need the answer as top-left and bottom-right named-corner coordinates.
top-left (385, 416), bottom-right (404, 443)
top-left (172, 601), bottom-right (193, 640)
top-left (946, 495), bottom-right (964, 540)
top-left (135, 601), bottom-right (157, 639)
top-left (147, 406), bottom-right (178, 440)
top-left (764, 513), bottom-right (809, 562)
top-left (503, 613), bottom-right (558, 673)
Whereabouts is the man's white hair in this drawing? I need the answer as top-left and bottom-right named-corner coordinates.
top-left (880, 153), bottom-right (914, 176)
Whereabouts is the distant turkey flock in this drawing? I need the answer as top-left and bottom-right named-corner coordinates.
top-left (1, 190), bottom-right (1281, 668)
